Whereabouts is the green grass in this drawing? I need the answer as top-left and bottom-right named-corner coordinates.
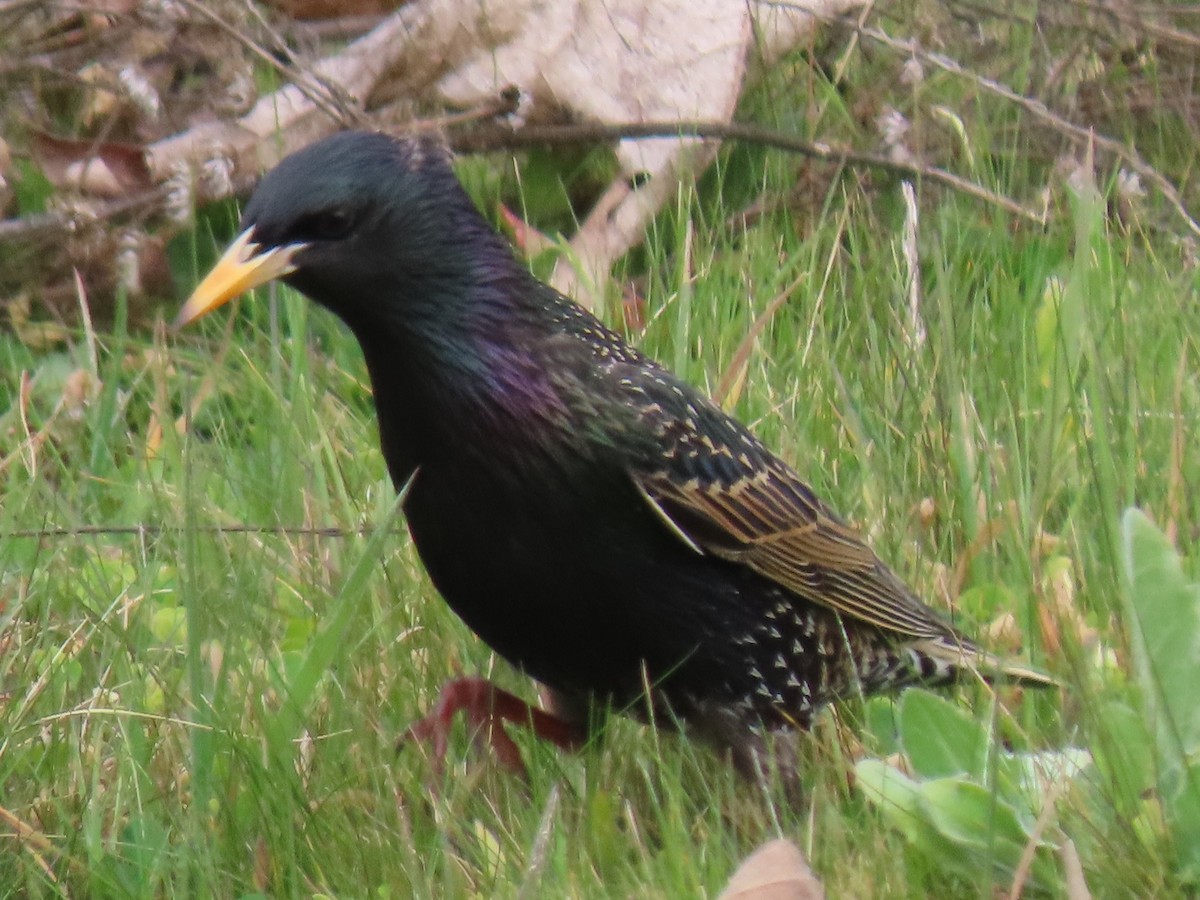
top-left (4, 63), bottom-right (1200, 900)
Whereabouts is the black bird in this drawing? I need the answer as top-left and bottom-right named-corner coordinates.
top-left (177, 131), bottom-right (1051, 781)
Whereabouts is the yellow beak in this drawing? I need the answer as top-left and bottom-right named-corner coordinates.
top-left (173, 228), bottom-right (306, 329)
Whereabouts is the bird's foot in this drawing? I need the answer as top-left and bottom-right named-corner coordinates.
top-left (401, 677), bottom-right (585, 777)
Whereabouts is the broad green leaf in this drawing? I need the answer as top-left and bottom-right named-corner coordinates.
top-left (992, 746), bottom-right (1092, 827)
top-left (1170, 786), bottom-right (1200, 884)
top-left (1121, 508), bottom-right (1200, 879)
top-left (857, 762), bottom-right (1057, 890)
top-left (1032, 169), bottom-right (1095, 387)
top-left (855, 759), bottom-right (923, 844)
top-left (919, 778), bottom-right (1031, 849)
top-left (918, 778), bottom-right (1055, 888)
top-left (1121, 509), bottom-right (1200, 755)
top-left (861, 695), bottom-right (901, 756)
top-left (899, 690), bottom-right (987, 779)
top-left (1089, 700), bottom-right (1155, 818)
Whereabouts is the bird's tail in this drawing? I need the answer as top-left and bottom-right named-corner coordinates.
top-left (914, 637), bottom-right (1059, 688)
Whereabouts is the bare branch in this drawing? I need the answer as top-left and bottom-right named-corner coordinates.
top-left (828, 14), bottom-right (1200, 237)
top-left (453, 119), bottom-right (1047, 223)
top-left (144, 0), bottom-right (438, 186)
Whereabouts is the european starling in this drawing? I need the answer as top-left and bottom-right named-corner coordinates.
top-left (177, 131), bottom-right (1052, 781)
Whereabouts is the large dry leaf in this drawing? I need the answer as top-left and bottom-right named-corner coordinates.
top-left (28, 0), bottom-right (857, 310)
top-left (135, 0), bottom-right (859, 305)
top-left (436, 0), bottom-right (749, 177)
top-left (424, 0), bottom-right (862, 300)
top-left (718, 838), bottom-right (825, 900)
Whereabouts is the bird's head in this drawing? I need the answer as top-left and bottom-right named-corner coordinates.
top-left (175, 131), bottom-right (490, 333)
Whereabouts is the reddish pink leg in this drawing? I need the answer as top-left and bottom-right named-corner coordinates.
top-left (402, 677), bottom-right (585, 776)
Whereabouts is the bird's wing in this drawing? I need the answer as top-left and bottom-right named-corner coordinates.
top-left (625, 380), bottom-right (953, 642)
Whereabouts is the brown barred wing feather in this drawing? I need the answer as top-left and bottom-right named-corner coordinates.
top-left (629, 399), bottom-right (963, 645)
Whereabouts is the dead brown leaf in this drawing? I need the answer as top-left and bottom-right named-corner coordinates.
top-left (718, 839), bottom-right (824, 900)
top-left (33, 132), bottom-right (152, 197)
top-left (506, 0), bottom-right (857, 301)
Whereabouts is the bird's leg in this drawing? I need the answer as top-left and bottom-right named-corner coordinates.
top-left (402, 677), bottom-right (586, 777)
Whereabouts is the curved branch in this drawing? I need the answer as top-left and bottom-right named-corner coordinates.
top-left (452, 119), bottom-right (1047, 224)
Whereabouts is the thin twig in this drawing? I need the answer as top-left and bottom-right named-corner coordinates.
top-left (387, 87), bottom-right (521, 132)
top-left (453, 119), bottom-right (1047, 223)
top-left (828, 14), bottom-right (1200, 237)
top-left (2, 108), bottom-right (1038, 246)
top-left (174, 0), bottom-right (360, 128)
top-left (1071, 0), bottom-right (1200, 50)
top-left (0, 90), bottom-right (516, 246)
top-left (0, 185), bottom-right (168, 242)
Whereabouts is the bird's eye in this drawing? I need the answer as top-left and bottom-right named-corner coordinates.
top-left (293, 208), bottom-right (354, 242)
